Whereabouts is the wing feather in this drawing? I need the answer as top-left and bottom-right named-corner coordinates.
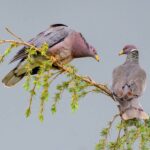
top-left (10, 24), bottom-right (71, 63)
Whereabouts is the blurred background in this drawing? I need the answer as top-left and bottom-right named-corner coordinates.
top-left (0, 0), bottom-right (150, 150)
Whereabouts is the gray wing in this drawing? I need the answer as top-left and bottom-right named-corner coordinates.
top-left (10, 24), bottom-right (72, 63)
top-left (112, 64), bottom-right (127, 91)
top-left (127, 65), bottom-right (146, 96)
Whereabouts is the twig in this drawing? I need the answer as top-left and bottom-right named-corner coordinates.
top-left (124, 125), bottom-right (130, 149)
top-left (115, 120), bottom-right (123, 147)
top-left (5, 27), bottom-right (24, 42)
top-left (0, 39), bottom-right (39, 51)
top-left (56, 63), bottom-right (114, 100)
top-left (29, 83), bottom-right (36, 109)
top-left (104, 114), bottom-right (120, 150)
top-left (48, 71), bottom-right (63, 85)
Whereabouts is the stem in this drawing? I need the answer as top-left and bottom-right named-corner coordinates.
top-left (29, 83), bottom-right (36, 109)
top-left (56, 63), bottom-right (114, 100)
top-left (48, 71), bottom-right (63, 85)
top-left (116, 120), bottom-right (123, 146)
top-left (5, 27), bottom-right (24, 42)
top-left (104, 114), bottom-right (119, 150)
top-left (0, 39), bottom-right (39, 51)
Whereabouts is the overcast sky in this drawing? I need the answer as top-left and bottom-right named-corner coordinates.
top-left (0, 1), bottom-right (150, 150)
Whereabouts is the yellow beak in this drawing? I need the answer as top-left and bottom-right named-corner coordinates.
top-left (95, 54), bottom-right (100, 62)
top-left (118, 50), bottom-right (124, 56)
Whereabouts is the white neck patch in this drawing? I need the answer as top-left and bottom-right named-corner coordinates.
top-left (131, 49), bottom-right (138, 52)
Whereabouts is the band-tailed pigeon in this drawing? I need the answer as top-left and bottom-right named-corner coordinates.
top-left (112, 45), bottom-right (149, 120)
top-left (2, 24), bottom-right (100, 87)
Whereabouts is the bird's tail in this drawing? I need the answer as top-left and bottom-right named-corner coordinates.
top-left (118, 98), bottom-right (149, 120)
top-left (2, 56), bottom-right (45, 87)
top-left (2, 67), bottom-right (25, 87)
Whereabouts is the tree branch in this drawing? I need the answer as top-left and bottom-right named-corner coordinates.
top-left (57, 63), bottom-right (114, 99)
top-left (0, 28), bottom-right (114, 100)
top-left (5, 27), bottom-right (24, 42)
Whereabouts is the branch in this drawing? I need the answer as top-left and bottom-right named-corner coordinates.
top-left (5, 27), bottom-right (24, 42)
top-left (0, 39), bottom-right (39, 51)
top-left (104, 114), bottom-right (119, 148)
top-left (56, 63), bottom-right (114, 99)
top-left (0, 28), bottom-right (114, 100)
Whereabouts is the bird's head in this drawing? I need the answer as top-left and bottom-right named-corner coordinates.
top-left (119, 45), bottom-right (138, 56)
top-left (89, 45), bottom-right (100, 61)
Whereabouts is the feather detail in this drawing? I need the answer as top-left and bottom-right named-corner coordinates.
top-left (2, 68), bottom-right (24, 87)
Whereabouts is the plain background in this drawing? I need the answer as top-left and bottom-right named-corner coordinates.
top-left (0, 1), bottom-right (150, 150)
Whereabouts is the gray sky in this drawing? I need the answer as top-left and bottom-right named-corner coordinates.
top-left (0, 0), bottom-right (150, 150)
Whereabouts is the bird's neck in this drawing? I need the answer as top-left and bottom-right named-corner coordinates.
top-left (72, 34), bottom-right (91, 58)
top-left (73, 48), bottom-right (91, 58)
top-left (126, 50), bottom-right (139, 63)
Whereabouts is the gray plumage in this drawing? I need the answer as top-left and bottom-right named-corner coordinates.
top-left (112, 45), bottom-right (149, 120)
top-left (2, 24), bottom-right (99, 87)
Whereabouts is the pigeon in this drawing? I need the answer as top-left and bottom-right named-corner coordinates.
top-left (2, 24), bottom-right (100, 87)
top-left (112, 45), bottom-right (149, 120)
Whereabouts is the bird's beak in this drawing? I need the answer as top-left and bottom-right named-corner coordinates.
top-left (118, 50), bottom-right (124, 56)
top-left (94, 54), bottom-right (100, 62)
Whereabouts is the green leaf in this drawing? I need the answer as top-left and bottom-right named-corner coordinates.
top-left (30, 89), bottom-right (36, 96)
top-left (95, 139), bottom-right (106, 150)
top-left (51, 104), bottom-right (57, 114)
top-left (0, 55), bottom-right (4, 62)
top-left (23, 80), bottom-right (30, 91)
top-left (41, 89), bottom-right (49, 101)
top-left (56, 85), bottom-right (63, 90)
top-left (38, 113), bottom-right (44, 122)
top-left (4, 46), bottom-right (12, 56)
top-left (101, 128), bottom-right (109, 136)
top-left (71, 101), bottom-right (79, 112)
top-left (25, 108), bottom-right (31, 118)
top-left (40, 43), bottom-right (49, 56)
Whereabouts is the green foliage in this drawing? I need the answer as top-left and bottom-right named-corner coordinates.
top-left (40, 43), bottom-right (49, 56)
top-left (23, 77), bottom-right (30, 91)
top-left (25, 108), bottom-right (31, 118)
top-left (51, 81), bottom-right (70, 114)
top-left (38, 113), bottom-right (44, 122)
top-left (0, 43), bottom-right (18, 62)
top-left (13, 42), bottom-right (96, 120)
top-left (96, 116), bottom-right (150, 150)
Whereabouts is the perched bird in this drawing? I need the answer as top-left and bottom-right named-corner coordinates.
top-left (112, 45), bottom-right (149, 120)
top-left (2, 24), bottom-right (100, 87)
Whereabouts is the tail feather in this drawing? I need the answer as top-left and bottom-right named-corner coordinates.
top-left (118, 98), bottom-right (149, 120)
top-left (2, 68), bottom-right (24, 87)
top-left (2, 56), bottom-right (46, 87)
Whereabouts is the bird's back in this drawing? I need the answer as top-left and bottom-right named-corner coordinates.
top-left (112, 61), bottom-right (146, 98)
